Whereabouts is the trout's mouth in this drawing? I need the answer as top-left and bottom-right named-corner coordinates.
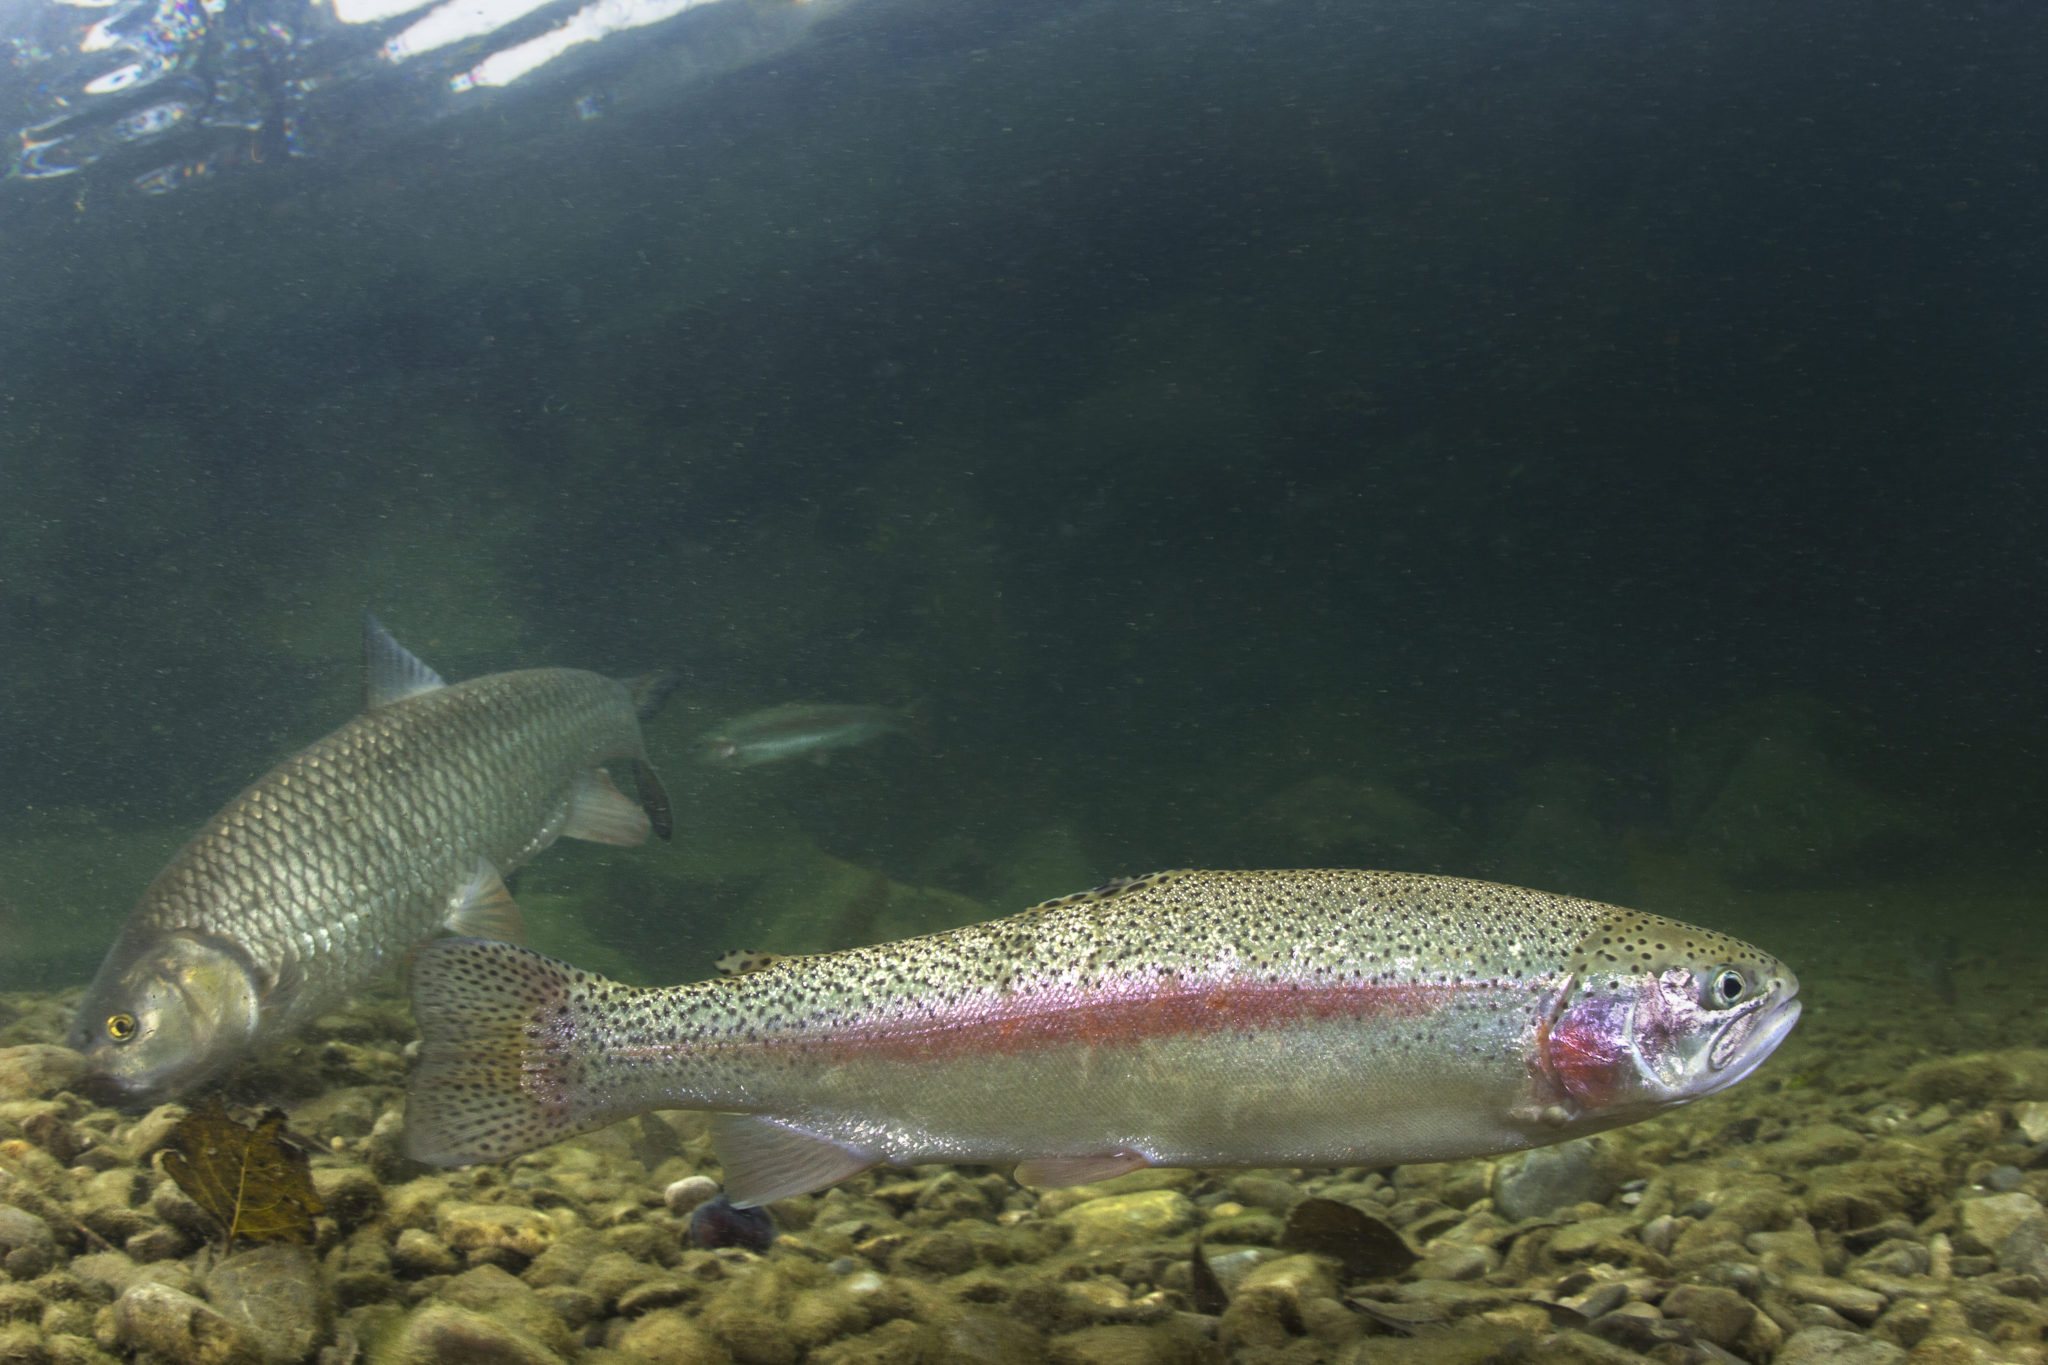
top-left (1707, 994), bottom-right (1802, 1091)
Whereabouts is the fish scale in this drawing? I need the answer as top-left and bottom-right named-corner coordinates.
top-left (404, 868), bottom-right (1800, 1206)
top-left (133, 672), bottom-right (635, 1022)
top-left (70, 618), bottom-right (675, 1103)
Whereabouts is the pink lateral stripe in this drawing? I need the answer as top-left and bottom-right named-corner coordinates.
top-left (771, 975), bottom-right (1471, 1064)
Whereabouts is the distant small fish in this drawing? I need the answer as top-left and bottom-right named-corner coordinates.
top-left (697, 703), bottom-right (921, 769)
top-left (404, 869), bottom-right (1800, 1207)
top-left (67, 615), bottom-right (678, 1104)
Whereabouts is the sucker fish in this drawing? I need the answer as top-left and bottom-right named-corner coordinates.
top-left (68, 615), bottom-right (677, 1104)
top-left (697, 702), bottom-right (920, 768)
top-left (402, 869), bottom-right (1800, 1205)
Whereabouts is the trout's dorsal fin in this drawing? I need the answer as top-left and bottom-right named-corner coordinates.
top-left (444, 860), bottom-right (525, 944)
top-left (710, 1115), bottom-right (876, 1207)
top-left (714, 949), bottom-right (785, 977)
top-left (363, 613), bottom-right (448, 710)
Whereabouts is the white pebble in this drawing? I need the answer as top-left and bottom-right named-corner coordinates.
top-left (663, 1175), bottom-right (720, 1215)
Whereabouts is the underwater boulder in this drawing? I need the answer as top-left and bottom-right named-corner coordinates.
top-left (1673, 697), bottom-right (1953, 888)
top-left (1253, 774), bottom-right (1470, 870)
top-left (1484, 762), bottom-right (1633, 904)
top-left (734, 846), bottom-right (990, 956)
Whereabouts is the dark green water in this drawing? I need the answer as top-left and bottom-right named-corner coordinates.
top-left (1, 0), bottom-right (2044, 1005)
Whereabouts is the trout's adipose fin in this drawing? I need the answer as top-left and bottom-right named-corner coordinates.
top-left (714, 949), bottom-right (786, 977)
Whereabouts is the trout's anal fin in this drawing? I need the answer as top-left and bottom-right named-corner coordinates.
top-left (444, 860), bottom-right (526, 944)
top-left (710, 1115), bottom-right (877, 1207)
top-left (560, 768), bottom-right (653, 846)
top-left (363, 613), bottom-right (448, 709)
top-left (1013, 1152), bottom-right (1152, 1189)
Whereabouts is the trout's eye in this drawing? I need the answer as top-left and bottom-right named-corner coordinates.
top-left (1709, 969), bottom-right (1748, 1006)
top-left (106, 1013), bottom-right (138, 1044)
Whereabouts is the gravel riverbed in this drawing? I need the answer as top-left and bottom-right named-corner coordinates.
top-left (4, 967), bottom-right (2048, 1365)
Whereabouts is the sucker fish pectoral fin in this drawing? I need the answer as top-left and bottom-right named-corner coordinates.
top-left (362, 613), bottom-right (448, 710)
top-left (264, 946), bottom-right (306, 1017)
top-left (444, 860), bottom-right (526, 943)
top-left (710, 1115), bottom-right (877, 1207)
top-left (1013, 1152), bottom-right (1152, 1189)
top-left (560, 768), bottom-right (653, 846)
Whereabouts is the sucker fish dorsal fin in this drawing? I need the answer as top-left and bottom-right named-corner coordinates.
top-left (363, 613), bottom-right (448, 710)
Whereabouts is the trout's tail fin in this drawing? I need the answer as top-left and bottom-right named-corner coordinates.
top-left (402, 939), bottom-right (634, 1166)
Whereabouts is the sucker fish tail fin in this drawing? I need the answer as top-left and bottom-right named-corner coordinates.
top-left (402, 938), bottom-right (628, 1166)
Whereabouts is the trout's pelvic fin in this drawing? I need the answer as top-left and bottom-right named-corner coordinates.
top-left (561, 768), bottom-right (652, 846)
top-left (1014, 1152), bottom-right (1152, 1189)
top-left (362, 613), bottom-right (448, 709)
top-left (403, 938), bottom-right (617, 1166)
top-left (710, 1116), bottom-right (877, 1208)
top-left (444, 860), bottom-right (525, 944)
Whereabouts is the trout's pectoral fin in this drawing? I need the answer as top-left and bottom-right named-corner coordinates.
top-left (362, 614), bottom-right (448, 710)
top-left (710, 1115), bottom-right (877, 1207)
top-left (444, 860), bottom-right (525, 944)
top-left (1013, 1151), bottom-right (1152, 1190)
top-left (558, 768), bottom-right (653, 846)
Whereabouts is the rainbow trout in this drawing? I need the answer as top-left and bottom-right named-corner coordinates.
top-left (68, 616), bottom-right (676, 1103)
top-left (403, 869), bottom-right (1799, 1204)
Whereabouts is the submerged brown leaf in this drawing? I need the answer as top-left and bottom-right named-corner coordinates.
top-left (1280, 1197), bottom-right (1418, 1282)
top-left (161, 1094), bottom-right (323, 1249)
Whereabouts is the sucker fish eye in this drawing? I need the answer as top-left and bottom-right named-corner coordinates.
top-left (106, 1013), bottom-right (137, 1042)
